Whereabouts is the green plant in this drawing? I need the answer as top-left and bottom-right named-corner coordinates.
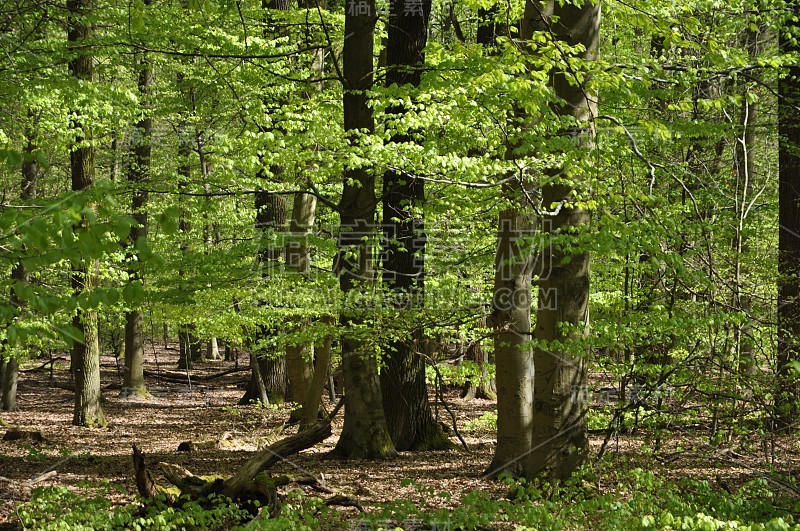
top-left (17, 486), bottom-right (251, 530)
top-left (463, 410), bottom-right (497, 432)
top-left (19, 443), bottom-right (47, 463)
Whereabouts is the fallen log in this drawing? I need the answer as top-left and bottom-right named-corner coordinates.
top-left (131, 398), bottom-right (342, 521)
top-left (220, 417), bottom-right (333, 499)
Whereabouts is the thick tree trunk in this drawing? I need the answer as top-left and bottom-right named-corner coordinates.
top-left (485, 207), bottom-right (535, 478)
top-left (523, 0), bottom-right (598, 480)
top-left (68, 0), bottom-right (106, 428)
top-left (378, 0), bottom-right (449, 452)
top-left (123, 32), bottom-right (153, 397)
top-left (123, 310), bottom-right (147, 396)
top-left (332, 0), bottom-right (396, 459)
top-left (778, 2), bottom-right (800, 425)
top-left (240, 192), bottom-right (288, 404)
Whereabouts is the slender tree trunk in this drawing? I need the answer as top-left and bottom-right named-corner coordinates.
top-left (286, 193), bottom-right (316, 423)
top-left (463, 323), bottom-right (496, 403)
top-left (1, 358), bottom-right (18, 412)
top-left (0, 358), bottom-right (6, 409)
top-left (68, 0), bottom-right (106, 428)
top-left (123, 22), bottom-right (153, 398)
top-left (523, 0), bottom-right (598, 480)
top-left (240, 192), bottom-right (288, 404)
top-left (204, 339), bottom-right (220, 360)
top-left (302, 316), bottom-right (334, 426)
top-left (332, 0), bottom-right (396, 459)
top-left (778, 2), bottom-right (800, 425)
top-left (733, 27), bottom-right (760, 380)
top-left (175, 63), bottom-right (197, 370)
top-left (2, 117), bottom-right (40, 412)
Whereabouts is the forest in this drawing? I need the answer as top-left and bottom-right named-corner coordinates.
top-left (1, 0), bottom-right (800, 528)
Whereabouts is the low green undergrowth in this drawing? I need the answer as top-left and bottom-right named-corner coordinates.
top-left (357, 468), bottom-right (799, 530)
top-left (14, 467), bottom-right (800, 530)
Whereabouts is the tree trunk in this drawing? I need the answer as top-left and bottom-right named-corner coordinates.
top-left (3, 117), bottom-right (40, 412)
top-left (302, 316), bottom-right (334, 426)
top-left (461, 317), bottom-right (496, 401)
top-left (523, 0), bottom-right (598, 480)
top-left (68, 0), bottom-right (106, 428)
top-left (0, 358), bottom-right (6, 409)
top-left (378, 0), bottom-right (449, 453)
top-left (1, 357), bottom-right (18, 412)
top-left (733, 27), bottom-right (760, 380)
top-left (177, 329), bottom-right (201, 371)
top-left (286, 193), bottom-right (316, 423)
top-left (123, 27), bottom-right (153, 397)
top-left (332, 0), bottom-right (396, 459)
top-left (778, 2), bottom-right (800, 425)
top-left (240, 352), bottom-right (270, 405)
top-left (485, 207), bottom-right (535, 478)
top-left (206, 339), bottom-right (221, 361)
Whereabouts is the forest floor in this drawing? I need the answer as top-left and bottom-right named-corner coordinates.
top-left (1, 345), bottom-right (800, 529)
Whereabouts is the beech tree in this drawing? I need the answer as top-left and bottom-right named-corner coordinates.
top-left (778, 0), bottom-right (800, 425)
top-left (68, 0), bottom-right (106, 428)
top-left (333, 0), bottom-right (397, 459)
top-left (123, 0), bottom-right (154, 398)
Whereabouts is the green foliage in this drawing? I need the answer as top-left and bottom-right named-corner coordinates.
top-left (463, 410), bottom-right (498, 431)
top-left (356, 469), bottom-right (798, 530)
top-left (426, 361), bottom-right (494, 388)
top-left (17, 486), bottom-right (251, 530)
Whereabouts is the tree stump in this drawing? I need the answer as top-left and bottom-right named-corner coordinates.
top-left (2, 429), bottom-right (45, 442)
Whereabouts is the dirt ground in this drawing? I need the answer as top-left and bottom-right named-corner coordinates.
top-left (1, 345), bottom-right (799, 529)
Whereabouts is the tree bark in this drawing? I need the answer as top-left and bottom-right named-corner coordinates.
top-left (332, 0), bottom-right (396, 459)
top-left (240, 352), bottom-right (270, 405)
top-left (0, 358), bottom-right (6, 409)
top-left (1, 357), bottom-right (18, 412)
top-left (302, 316), bottom-right (333, 426)
top-left (68, 0), bottom-right (106, 428)
top-left (778, 2), bottom-right (800, 425)
top-left (461, 317), bottom-right (496, 400)
top-left (286, 193), bottom-right (316, 422)
top-left (485, 207), bottom-right (535, 478)
top-left (523, 0), bottom-right (598, 480)
top-left (123, 24), bottom-right (153, 398)
top-left (378, 0), bottom-right (450, 452)
top-left (240, 192), bottom-right (288, 404)
top-left (3, 118), bottom-right (40, 412)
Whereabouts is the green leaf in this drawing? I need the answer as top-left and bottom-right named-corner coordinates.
top-left (123, 282), bottom-right (145, 304)
top-left (157, 206), bottom-right (182, 235)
